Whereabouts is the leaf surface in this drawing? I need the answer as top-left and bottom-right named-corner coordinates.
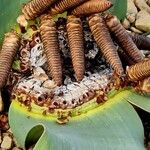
top-left (109, 0), bottom-right (127, 20)
top-left (126, 90), bottom-right (150, 113)
top-left (9, 90), bottom-right (145, 150)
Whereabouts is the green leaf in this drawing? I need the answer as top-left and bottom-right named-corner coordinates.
top-left (109, 0), bottom-right (127, 21)
top-left (53, 12), bottom-right (68, 21)
top-left (0, 0), bottom-right (28, 44)
top-left (12, 60), bottom-right (21, 71)
top-left (9, 90), bottom-right (145, 150)
top-left (126, 90), bottom-right (150, 113)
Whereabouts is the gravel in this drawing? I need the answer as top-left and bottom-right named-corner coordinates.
top-left (1, 135), bottom-right (13, 149)
top-left (0, 114), bottom-right (23, 150)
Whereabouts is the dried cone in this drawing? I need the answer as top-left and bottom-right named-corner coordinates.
top-left (40, 14), bottom-right (62, 86)
top-left (0, 31), bottom-right (20, 89)
top-left (118, 48), bottom-right (135, 66)
top-left (49, 0), bottom-right (87, 16)
top-left (22, 0), bottom-right (56, 20)
top-left (126, 59), bottom-right (150, 81)
top-left (129, 32), bottom-right (150, 50)
top-left (105, 14), bottom-right (144, 63)
top-left (138, 77), bottom-right (150, 93)
top-left (67, 15), bottom-right (85, 81)
top-left (88, 14), bottom-right (124, 77)
top-left (71, 0), bottom-right (112, 16)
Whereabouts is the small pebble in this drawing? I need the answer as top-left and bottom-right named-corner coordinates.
top-left (1, 135), bottom-right (13, 149)
top-left (134, 0), bottom-right (150, 13)
top-left (126, 0), bottom-right (138, 23)
top-left (12, 147), bottom-right (22, 150)
top-left (43, 80), bottom-right (57, 89)
top-left (135, 10), bottom-right (150, 32)
top-left (33, 67), bottom-right (49, 81)
top-left (130, 26), bottom-right (143, 33)
top-left (2, 132), bottom-right (10, 137)
top-left (13, 137), bottom-right (21, 148)
top-left (122, 18), bottom-right (130, 29)
top-left (126, 14), bottom-right (136, 23)
top-left (7, 128), bottom-right (13, 134)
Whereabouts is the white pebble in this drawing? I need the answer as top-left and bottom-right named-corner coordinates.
top-left (33, 67), bottom-right (49, 81)
top-left (43, 80), bottom-right (57, 89)
top-left (130, 27), bottom-right (143, 33)
top-left (134, 0), bottom-right (150, 13)
top-left (1, 135), bottom-right (13, 149)
top-left (122, 18), bottom-right (130, 29)
top-left (12, 147), bottom-right (22, 150)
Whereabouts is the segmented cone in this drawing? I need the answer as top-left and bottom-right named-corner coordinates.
top-left (22, 0), bottom-right (56, 20)
top-left (118, 49), bottom-right (135, 66)
top-left (105, 14), bottom-right (144, 63)
top-left (88, 14), bottom-right (124, 76)
top-left (129, 32), bottom-right (150, 50)
top-left (138, 77), bottom-right (150, 93)
top-left (0, 32), bottom-right (20, 89)
top-left (49, 0), bottom-right (87, 15)
top-left (40, 15), bottom-right (62, 86)
top-left (71, 0), bottom-right (112, 16)
top-left (126, 59), bottom-right (150, 81)
top-left (67, 15), bottom-right (85, 81)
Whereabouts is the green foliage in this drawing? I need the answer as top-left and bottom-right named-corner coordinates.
top-left (109, 0), bottom-right (127, 20)
top-left (126, 89), bottom-right (150, 113)
top-left (9, 90), bottom-right (145, 150)
top-left (12, 60), bottom-right (21, 71)
top-left (0, 0), bottom-right (27, 43)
